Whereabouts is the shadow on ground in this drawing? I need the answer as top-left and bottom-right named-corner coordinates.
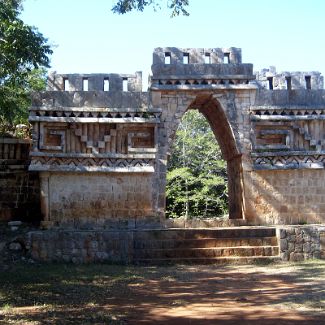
top-left (0, 261), bottom-right (324, 324)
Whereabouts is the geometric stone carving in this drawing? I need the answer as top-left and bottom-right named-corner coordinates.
top-left (254, 128), bottom-right (291, 151)
top-left (39, 124), bottom-right (66, 152)
top-left (252, 153), bottom-right (325, 169)
top-left (28, 46), bottom-right (325, 229)
top-left (29, 156), bottom-right (155, 172)
top-left (128, 132), bottom-right (156, 153)
top-left (251, 105), bottom-right (325, 169)
top-left (29, 104), bottom-right (160, 173)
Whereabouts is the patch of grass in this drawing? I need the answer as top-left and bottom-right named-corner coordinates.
top-left (0, 263), bottom-right (146, 324)
top-left (1, 303), bottom-right (12, 311)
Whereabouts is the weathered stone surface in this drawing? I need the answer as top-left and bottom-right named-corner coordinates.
top-left (0, 242), bottom-right (6, 252)
top-left (280, 239), bottom-right (288, 251)
top-left (244, 169), bottom-right (325, 224)
top-left (290, 252), bottom-right (304, 262)
top-left (28, 227), bottom-right (279, 264)
top-left (255, 68), bottom-right (323, 90)
top-left (279, 225), bottom-right (324, 262)
top-left (9, 242), bottom-right (22, 251)
top-left (20, 46), bottom-right (325, 228)
top-left (0, 138), bottom-right (40, 222)
top-left (8, 221), bottom-right (22, 227)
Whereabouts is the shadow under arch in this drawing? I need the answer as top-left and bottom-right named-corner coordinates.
top-left (183, 94), bottom-right (244, 219)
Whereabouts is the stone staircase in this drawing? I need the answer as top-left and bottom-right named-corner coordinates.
top-left (133, 227), bottom-right (279, 264)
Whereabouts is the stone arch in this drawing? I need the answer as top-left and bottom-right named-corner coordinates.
top-left (165, 93), bottom-right (243, 219)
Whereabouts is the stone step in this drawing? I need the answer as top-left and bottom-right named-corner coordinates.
top-left (133, 227), bottom-right (276, 241)
top-left (134, 236), bottom-right (278, 249)
top-left (135, 256), bottom-right (281, 265)
top-left (134, 245), bottom-right (279, 259)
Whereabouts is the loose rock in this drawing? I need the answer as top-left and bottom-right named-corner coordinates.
top-left (9, 242), bottom-right (22, 251)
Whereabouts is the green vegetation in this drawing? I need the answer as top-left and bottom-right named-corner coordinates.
top-left (112, 0), bottom-right (189, 17)
top-left (0, 0), bottom-right (52, 136)
top-left (166, 110), bottom-right (228, 219)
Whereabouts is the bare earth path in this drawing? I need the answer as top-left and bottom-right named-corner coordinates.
top-left (117, 263), bottom-right (325, 325)
top-left (0, 261), bottom-right (324, 324)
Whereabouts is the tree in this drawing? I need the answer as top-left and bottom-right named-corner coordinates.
top-left (112, 0), bottom-right (189, 17)
top-left (0, 0), bottom-right (52, 134)
top-left (166, 110), bottom-right (228, 219)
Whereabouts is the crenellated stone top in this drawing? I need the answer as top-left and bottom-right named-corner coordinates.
top-left (47, 71), bottom-right (142, 92)
top-left (255, 67), bottom-right (324, 90)
top-left (152, 47), bottom-right (243, 65)
top-left (150, 47), bottom-right (255, 89)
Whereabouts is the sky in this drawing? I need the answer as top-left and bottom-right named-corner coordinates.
top-left (21, 0), bottom-right (325, 89)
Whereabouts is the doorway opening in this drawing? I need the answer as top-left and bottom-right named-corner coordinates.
top-left (166, 110), bottom-right (228, 219)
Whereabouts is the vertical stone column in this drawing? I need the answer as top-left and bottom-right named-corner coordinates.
top-left (39, 172), bottom-right (51, 228)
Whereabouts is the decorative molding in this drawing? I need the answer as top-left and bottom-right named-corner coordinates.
top-left (29, 156), bottom-right (155, 173)
top-left (252, 153), bottom-right (325, 170)
top-left (251, 105), bottom-right (325, 169)
top-left (29, 103), bottom-right (159, 172)
top-left (29, 107), bottom-right (161, 123)
top-left (39, 126), bottom-right (66, 152)
top-left (251, 106), bottom-right (325, 121)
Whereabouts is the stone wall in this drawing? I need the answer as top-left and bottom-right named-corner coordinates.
top-left (29, 87), bottom-right (161, 228)
top-left (47, 71), bottom-right (142, 92)
top-left (152, 47), bottom-right (243, 65)
top-left (255, 67), bottom-right (324, 90)
top-left (27, 226), bottom-right (325, 263)
top-left (28, 230), bottom-right (133, 263)
top-left (279, 225), bottom-right (325, 261)
top-left (40, 172), bottom-right (158, 229)
top-left (0, 138), bottom-right (40, 222)
top-left (27, 46), bottom-right (325, 228)
top-left (244, 169), bottom-right (325, 225)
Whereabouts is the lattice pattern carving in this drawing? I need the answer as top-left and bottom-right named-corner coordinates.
top-left (39, 124), bottom-right (66, 152)
top-left (30, 107), bottom-right (161, 121)
top-left (29, 156), bottom-right (155, 172)
top-left (251, 105), bottom-right (325, 169)
top-left (29, 105), bottom-right (159, 172)
top-left (157, 78), bottom-right (251, 86)
top-left (251, 106), bottom-right (325, 119)
top-left (252, 153), bottom-right (325, 169)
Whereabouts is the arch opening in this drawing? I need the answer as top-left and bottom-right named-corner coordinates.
top-left (166, 95), bottom-right (243, 220)
top-left (166, 110), bottom-right (228, 219)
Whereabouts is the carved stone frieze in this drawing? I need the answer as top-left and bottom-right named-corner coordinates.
top-left (29, 107), bottom-right (160, 172)
top-left (29, 156), bottom-right (155, 172)
top-left (251, 105), bottom-right (325, 169)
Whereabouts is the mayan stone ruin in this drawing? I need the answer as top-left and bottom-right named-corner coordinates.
top-left (7, 46), bottom-right (323, 263)
top-left (29, 47), bottom-right (325, 226)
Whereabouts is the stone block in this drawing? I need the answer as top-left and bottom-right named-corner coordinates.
top-left (303, 242), bottom-right (311, 253)
top-left (280, 251), bottom-right (289, 261)
top-left (9, 242), bottom-right (22, 251)
top-left (313, 251), bottom-right (321, 259)
top-left (295, 243), bottom-right (303, 253)
top-left (290, 252), bottom-right (304, 262)
top-left (280, 238), bottom-right (288, 251)
top-left (288, 242), bottom-right (295, 252)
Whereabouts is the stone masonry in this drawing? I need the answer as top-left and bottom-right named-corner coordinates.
top-left (0, 138), bottom-right (40, 221)
top-left (29, 46), bottom-right (325, 229)
top-left (279, 225), bottom-right (325, 261)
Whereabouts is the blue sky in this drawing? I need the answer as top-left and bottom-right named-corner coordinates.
top-left (21, 0), bottom-right (325, 88)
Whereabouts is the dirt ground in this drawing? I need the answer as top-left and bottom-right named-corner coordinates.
top-left (113, 262), bottom-right (325, 325)
top-left (0, 260), bottom-right (325, 324)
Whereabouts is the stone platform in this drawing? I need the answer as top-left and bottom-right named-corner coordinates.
top-left (26, 225), bottom-right (325, 264)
